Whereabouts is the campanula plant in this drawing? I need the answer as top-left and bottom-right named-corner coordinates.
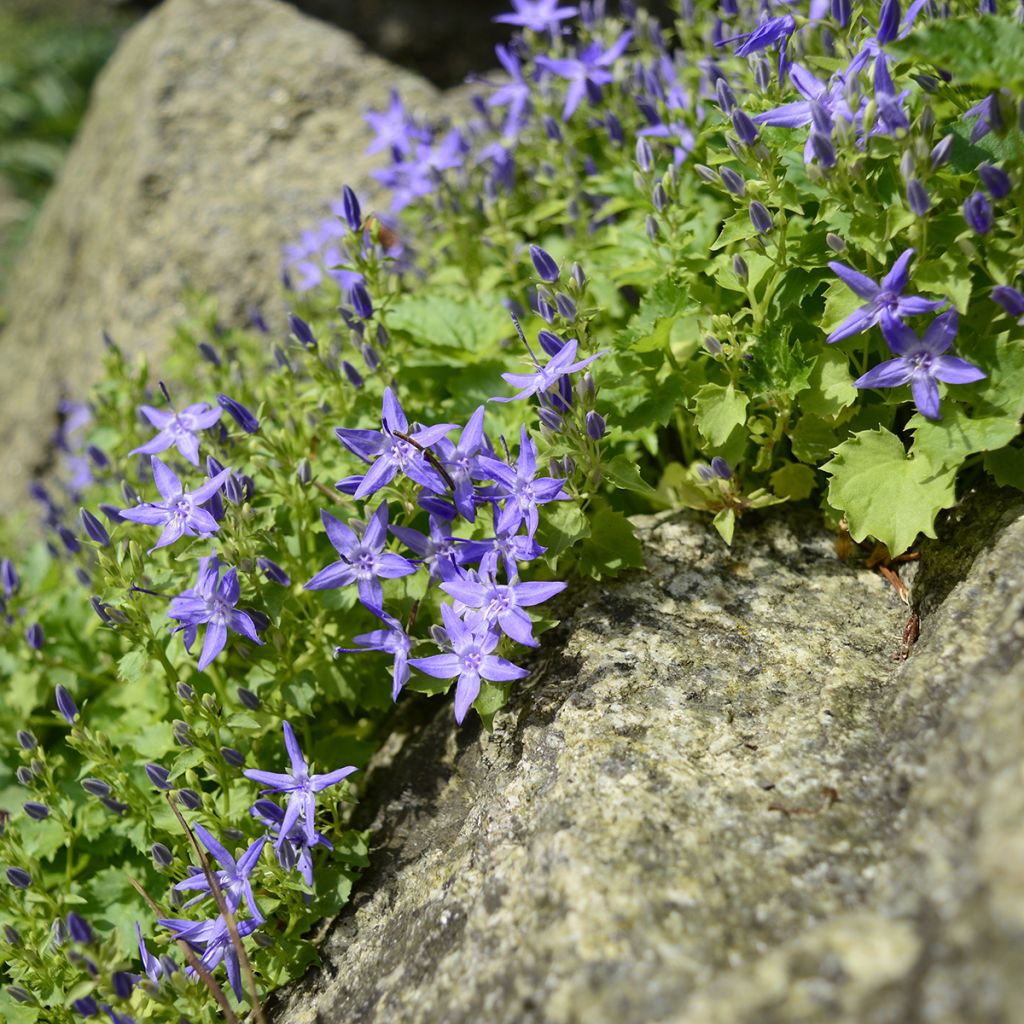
top-left (1, 0), bottom-right (1023, 1020)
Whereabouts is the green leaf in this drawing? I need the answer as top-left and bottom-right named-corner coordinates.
top-left (913, 248), bottom-right (971, 314)
top-left (712, 507), bottom-right (736, 545)
top-left (116, 648), bottom-right (153, 685)
top-left (823, 427), bottom-right (958, 555)
top-left (800, 348), bottom-right (857, 418)
top-left (693, 383), bottom-right (748, 447)
top-left (889, 15), bottom-right (1024, 91)
top-left (770, 462), bottom-right (817, 501)
top-left (387, 293), bottom-right (508, 360)
top-left (909, 406), bottom-right (1021, 469)
top-left (819, 278), bottom-right (863, 337)
top-left (984, 446), bottom-right (1024, 491)
top-left (602, 455), bottom-right (657, 498)
top-left (577, 503), bottom-right (645, 578)
top-left (474, 679), bottom-right (511, 731)
top-left (537, 501), bottom-right (591, 559)
top-left (791, 414), bottom-right (841, 464)
top-left (711, 210), bottom-right (758, 250)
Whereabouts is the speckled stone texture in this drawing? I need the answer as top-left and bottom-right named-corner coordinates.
top-left (268, 491), bottom-right (1024, 1024)
top-left (0, 0), bottom-right (440, 518)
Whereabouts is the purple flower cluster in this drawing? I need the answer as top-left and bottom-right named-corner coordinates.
top-left (312, 319), bottom-right (603, 724)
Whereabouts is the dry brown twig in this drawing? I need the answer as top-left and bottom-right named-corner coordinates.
top-left (166, 794), bottom-right (268, 1024)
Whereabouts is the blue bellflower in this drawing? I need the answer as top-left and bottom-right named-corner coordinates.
top-left (854, 310), bottom-right (985, 419)
top-left (129, 403), bottom-right (221, 466)
top-left (173, 824), bottom-right (266, 922)
top-left (335, 388), bottom-right (456, 500)
top-left (335, 609), bottom-right (413, 700)
top-left (304, 502), bottom-right (417, 611)
top-left (536, 32), bottom-right (634, 121)
top-left (158, 916), bottom-right (259, 1002)
top-left (441, 570), bottom-right (566, 648)
top-left (250, 799), bottom-right (333, 887)
top-left (408, 603), bottom-right (529, 724)
top-left (168, 553), bottom-right (264, 670)
top-left (493, 0), bottom-right (580, 32)
top-left (826, 248), bottom-right (944, 343)
top-left (243, 721), bottom-right (357, 848)
top-left (119, 457), bottom-right (231, 551)
top-left (492, 336), bottom-right (605, 403)
top-left (477, 427), bottom-right (569, 537)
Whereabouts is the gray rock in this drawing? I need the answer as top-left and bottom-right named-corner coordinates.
top-left (0, 0), bottom-right (440, 520)
top-left (269, 491), bottom-right (1024, 1024)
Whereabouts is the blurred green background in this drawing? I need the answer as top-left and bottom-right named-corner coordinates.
top-left (0, 1), bottom-right (131, 297)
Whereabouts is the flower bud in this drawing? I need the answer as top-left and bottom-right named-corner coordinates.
top-left (112, 971), bottom-right (135, 999)
top-left (733, 254), bottom-right (749, 282)
top-left (711, 456), bottom-right (733, 479)
top-left (220, 746), bottom-right (245, 768)
top-left (978, 162), bottom-right (1012, 200)
top-left (16, 767), bottom-right (34, 786)
top-left (826, 232), bottom-right (846, 252)
top-left (719, 167), bottom-right (745, 196)
top-left (23, 802), bottom-right (49, 821)
top-left (177, 788), bottom-right (202, 810)
top-left (8, 986), bottom-right (34, 1004)
top-left (811, 131), bottom-right (836, 168)
top-left (145, 763), bottom-right (172, 790)
top-left (4, 924), bottom-right (22, 946)
top-left (341, 184), bottom-right (362, 231)
top-left (585, 411), bottom-right (607, 440)
top-left (16, 730), bottom-right (36, 751)
top-left (537, 407), bottom-right (563, 433)
top-left (529, 245), bottom-right (560, 283)
top-left (217, 394), bottom-right (260, 433)
top-left (289, 314), bottom-right (316, 348)
top-left (635, 136), bottom-right (654, 172)
top-left (1, 558), bottom-right (18, 599)
top-left (173, 720), bottom-right (192, 747)
top-left (877, 0), bottom-right (900, 42)
top-left (703, 334), bottom-right (723, 355)
top-left (6, 867), bottom-right (31, 889)
top-left (67, 912), bottom-right (94, 944)
top-left (715, 77), bottom-right (737, 112)
top-left (80, 508), bottom-right (109, 546)
top-left (645, 214), bottom-right (661, 241)
top-left (342, 360), bottom-right (364, 388)
top-left (991, 285), bottom-right (1024, 319)
top-left (963, 191), bottom-right (993, 234)
top-left (831, 0), bottom-right (851, 27)
top-left (537, 330), bottom-right (565, 357)
top-left (652, 182), bottom-right (668, 212)
top-left (55, 685), bottom-right (78, 724)
top-left (731, 109), bottom-right (759, 147)
top-left (554, 292), bottom-right (577, 320)
top-left (238, 686), bottom-right (261, 710)
top-left (81, 778), bottom-right (111, 798)
top-left (694, 163), bottom-right (717, 184)
top-left (57, 527), bottom-right (80, 555)
top-left (151, 842), bottom-right (173, 868)
top-left (906, 178), bottom-right (930, 216)
top-left (543, 115), bottom-right (562, 142)
top-left (350, 281), bottom-right (374, 320)
top-left (930, 134), bottom-right (954, 169)
top-left (748, 200), bottom-right (773, 235)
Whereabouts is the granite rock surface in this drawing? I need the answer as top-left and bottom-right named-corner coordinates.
top-left (269, 491), bottom-right (1024, 1024)
top-left (0, 0), bottom-right (440, 519)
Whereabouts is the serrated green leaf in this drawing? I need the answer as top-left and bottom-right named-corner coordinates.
top-left (823, 427), bottom-right (958, 555)
top-left (770, 462), bottom-right (817, 500)
top-left (800, 348), bottom-right (857, 418)
top-left (578, 503), bottom-right (645, 578)
top-left (537, 501), bottom-right (591, 559)
top-left (819, 278), bottom-right (864, 337)
top-left (116, 648), bottom-right (152, 685)
top-left (909, 406), bottom-right (1020, 469)
top-left (889, 15), bottom-right (1024, 90)
top-left (387, 293), bottom-right (508, 360)
top-left (711, 210), bottom-right (758, 250)
top-left (913, 249), bottom-right (971, 313)
top-left (693, 382), bottom-right (748, 447)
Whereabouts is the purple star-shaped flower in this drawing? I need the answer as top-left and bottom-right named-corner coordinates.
top-left (492, 337), bottom-right (605, 403)
top-left (335, 388), bottom-right (456, 500)
top-left (135, 922), bottom-right (173, 985)
top-left (719, 13), bottom-right (795, 56)
top-left (478, 427), bottom-right (569, 538)
top-left (826, 247), bottom-right (944, 343)
top-left (455, 504), bottom-right (547, 579)
top-left (243, 721), bottom-right (357, 848)
top-left (158, 916), bottom-right (259, 1002)
top-left (250, 799), bottom-right (333, 887)
top-left (441, 570), bottom-right (566, 648)
top-left (493, 0), bottom-right (579, 32)
top-left (854, 310), bottom-right (985, 420)
top-left (431, 405), bottom-right (489, 520)
top-left (168, 553), bottom-right (265, 670)
top-left (335, 609), bottom-right (413, 701)
top-left (119, 457), bottom-right (231, 551)
top-left (304, 502), bottom-right (417, 611)
top-left (536, 32), bottom-right (633, 121)
top-left (408, 603), bottom-right (529, 724)
top-left (174, 824), bottom-right (266, 923)
top-left (487, 44), bottom-right (533, 138)
top-left (391, 515), bottom-right (461, 582)
top-left (364, 88), bottom-right (428, 156)
top-left (129, 402), bottom-right (221, 466)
